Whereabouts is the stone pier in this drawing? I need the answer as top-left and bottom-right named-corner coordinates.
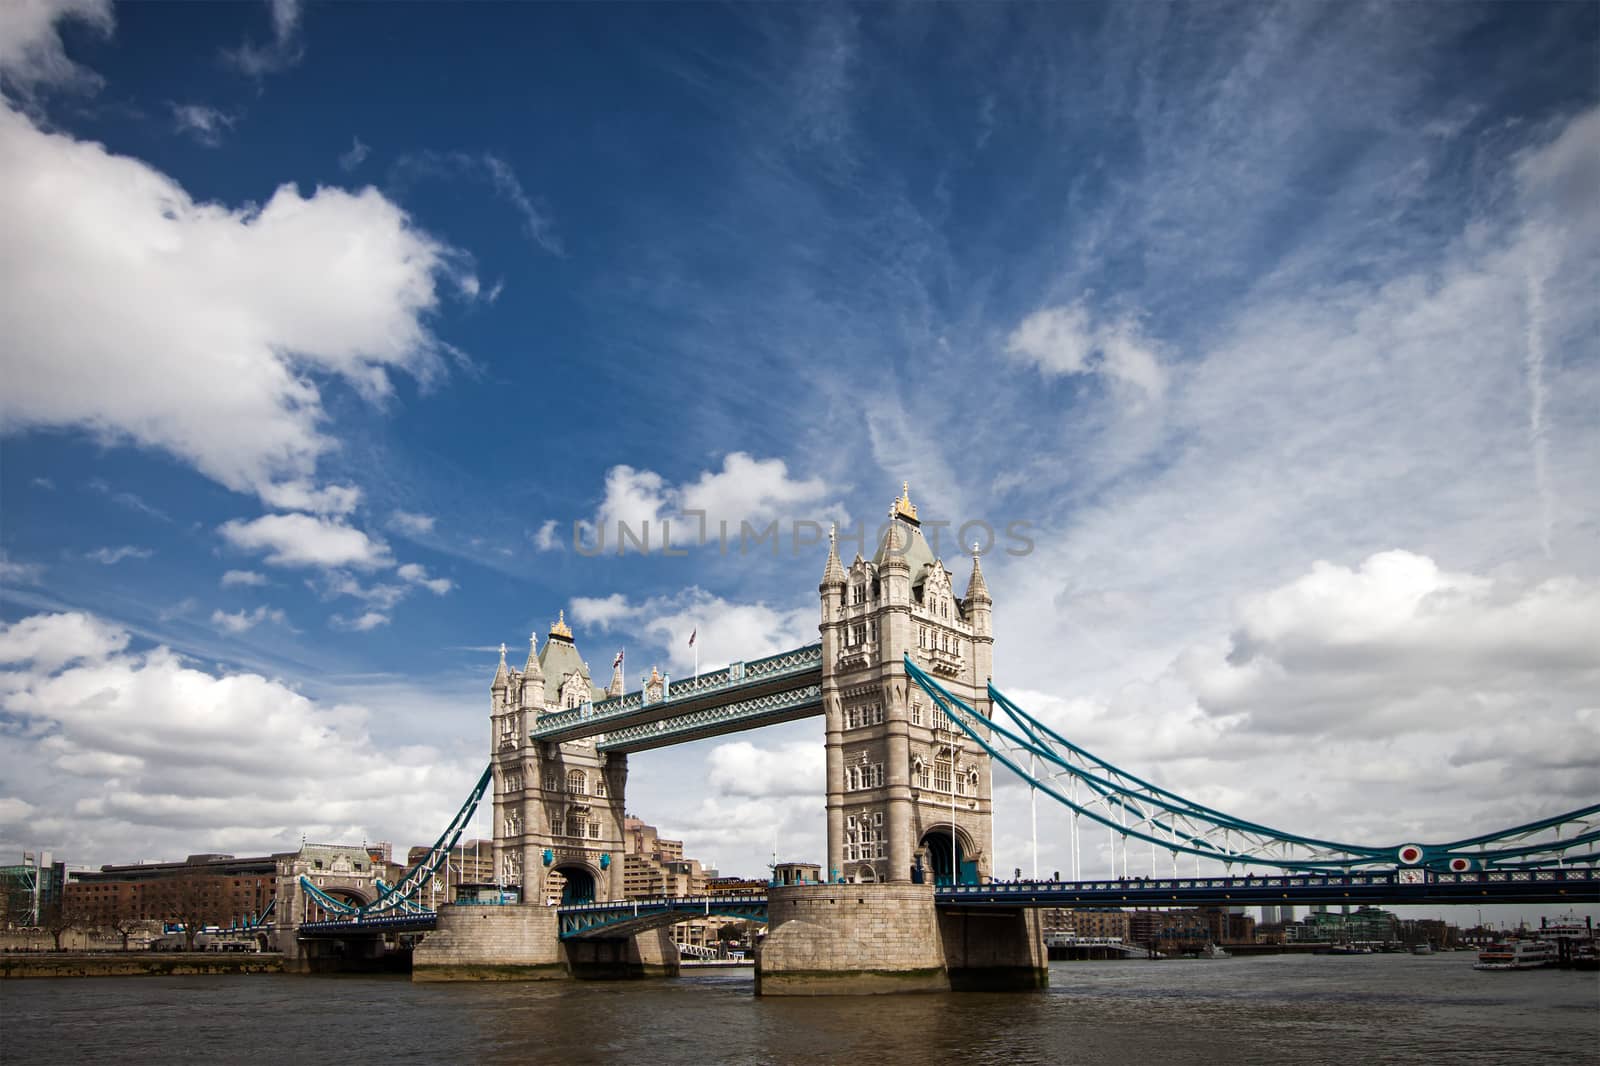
top-left (755, 882), bottom-right (1046, 995)
top-left (412, 903), bottom-right (680, 982)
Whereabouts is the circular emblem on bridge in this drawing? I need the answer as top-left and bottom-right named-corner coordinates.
top-left (1448, 857), bottom-right (1473, 873)
top-left (1397, 844), bottom-right (1425, 865)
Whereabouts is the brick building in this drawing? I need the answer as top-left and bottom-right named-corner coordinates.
top-left (66, 854), bottom-right (277, 929)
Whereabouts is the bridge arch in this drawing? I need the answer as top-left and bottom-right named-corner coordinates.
top-left (919, 826), bottom-right (977, 886)
top-left (551, 863), bottom-right (597, 905)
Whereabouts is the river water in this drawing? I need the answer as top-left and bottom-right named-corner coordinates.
top-left (4, 954), bottom-right (1595, 1064)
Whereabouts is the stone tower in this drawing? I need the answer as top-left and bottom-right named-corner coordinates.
top-left (819, 484), bottom-right (994, 885)
top-left (490, 613), bottom-right (628, 905)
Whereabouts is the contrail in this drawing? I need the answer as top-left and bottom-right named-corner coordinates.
top-left (1523, 239), bottom-right (1554, 560)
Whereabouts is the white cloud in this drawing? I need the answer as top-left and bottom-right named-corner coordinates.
top-left (84, 545), bottom-right (152, 565)
top-left (706, 740), bottom-right (825, 799)
top-left (210, 605), bottom-right (286, 635)
top-left (397, 562), bottom-right (452, 596)
top-left (1006, 300), bottom-right (1168, 402)
top-left (222, 0), bottom-right (304, 77)
top-left (169, 102), bottom-right (235, 146)
top-left (388, 510), bottom-right (436, 536)
top-left (0, 609), bottom-right (471, 863)
top-left (1181, 551), bottom-right (1600, 736)
top-left (0, 95), bottom-right (462, 506)
top-left (533, 518), bottom-right (561, 552)
top-left (0, 0), bottom-right (112, 95)
top-left (332, 611), bottom-right (390, 632)
top-left (218, 513), bottom-right (393, 570)
top-left (569, 588), bottom-right (815, 676)
top-left (0, 550), bottom-right (44, 585)
top-left (0, 611), bottom-right (128, 672)
top-left (338, 135), bottom-right (369, 172)
top-left (258, 481), bottom-right (362, 516)
top-left (314, 571), bottom-right (406, 610)
top-left (585, 453), bottom-right (845, 554)
top-left (220, 569), bottom-right (267, 588)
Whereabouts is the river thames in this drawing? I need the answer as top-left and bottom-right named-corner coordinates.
top-left (5, 954), bottom-right (1595, 1064)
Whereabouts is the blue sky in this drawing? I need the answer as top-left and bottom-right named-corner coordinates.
top-left (1, 1), bottom-right (1597, 916)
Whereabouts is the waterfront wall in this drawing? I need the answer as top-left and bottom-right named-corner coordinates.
top-left (1, 952), bottom-right (284, 979)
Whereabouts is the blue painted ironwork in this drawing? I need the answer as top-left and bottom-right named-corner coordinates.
top-left (298, 913), bottom-right (439, 937)
top-left (905, 656), bottom-right (1600, 873)
top-left (298, 763), bottom-right (493, 922)
top-left (530, 643), bottom-right (822, 743)
top-left (558, 894), bottom-right (770, 939)
top-left (938, 868), bottom-right (1600, 907)
top-left (595, 683), bottom-right (823, 753)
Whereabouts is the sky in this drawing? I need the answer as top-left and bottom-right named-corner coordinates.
top-left (0, 1), bottom-right (1596, 924)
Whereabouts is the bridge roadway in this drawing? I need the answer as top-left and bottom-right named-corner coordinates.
top-left (528, 644), bottom-right (822, 752)
top-left (297, 866), bottom-right (1599, 940)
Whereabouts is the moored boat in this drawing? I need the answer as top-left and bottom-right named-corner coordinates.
top-left (1473, 939), bottom-right (1557, 970)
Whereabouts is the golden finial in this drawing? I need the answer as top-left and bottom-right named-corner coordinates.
top-left (549, 609), bottom-right (573, 640)
top-left (892, 480), bottom-right (919, 523)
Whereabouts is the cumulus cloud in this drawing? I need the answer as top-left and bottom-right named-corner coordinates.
top-left (397, 562), bottom-right (452, 595)
top-left (220, 569), bottom-right (267, 588)
top-left (84, 545), bottom-right (152, 565)
top-left (258, 481), bottom-right (362, 516)
top-left (1006, 300), bottom-right (1168, 402)
top-left (0, 609), bottom-right (471, 862)
top-left (1182, 551), bottom-right (1600, 736)
top-left (0, 0), bottom-right (113, 96)
top-left (569, 588), bottom-right (815, 675)
top-left (210, 604), bottom-right (286, 634)
top-left (218, 513), bottom-right (393, 570)
top-left (706, 740), bottom-right (825, 799)
top-left (0, 93), bottom-right (466, 507)
top-left (533, 518), bottom-right (561, 552)
top-left (583, 453), bottom-right (846, 554)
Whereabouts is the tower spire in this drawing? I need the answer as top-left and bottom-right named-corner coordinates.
top-left (821, 522), bottom-right (846, 587)
top-left (491, 642), bottom-right (509, 691)
top-left (965, 542), bottom-right (990, 603)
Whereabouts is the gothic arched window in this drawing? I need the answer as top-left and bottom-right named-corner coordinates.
top-left (566, 769), bottom-right (586, 795)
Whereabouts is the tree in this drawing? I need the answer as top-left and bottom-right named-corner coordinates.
top-left (157, 874), bottom-right (218, 951)
top-left (39, 899), bottom-right (88, 951)
top-left (104, 906), bottom-right (144, 951)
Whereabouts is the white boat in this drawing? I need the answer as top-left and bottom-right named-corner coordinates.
top-left (1411, 943), bottom-right (1433, 955)
top-left (1473, 939), bottom-right (1558, 970)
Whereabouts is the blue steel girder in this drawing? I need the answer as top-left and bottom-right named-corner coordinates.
top-left (558, 896), bottom-right (769, 939)
top-left (594, 684), bottom-right (823, 754)
top-left (904, 656), bottom-right (1600, 873)
top-left (530, 644), bottom-right (822, 745)
top-left (298, 913), bottom-right (438, 938)
top-left (937, 867), bottom-right (1600, 908)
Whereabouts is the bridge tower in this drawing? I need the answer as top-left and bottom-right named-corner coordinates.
top-left (490, 614), bottom-right (628, 907)
top-left (819, 484), bottom-right (994, 886)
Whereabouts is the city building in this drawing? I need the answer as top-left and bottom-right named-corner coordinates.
top-left (1127, 908), bottom-right (1212, 950)
top-left (1287, 905), bottom-right (1399, 945)
top-left (1039, 907), bottom-right (1129, 941)
top-left (66, 853), bottom-right (277, 929)
top-left (771, 862), bottom-right (822, 886)
top-left (622, 816), bottom-right (707, 898)
top-left (2, 852), bottom-right (66, 926)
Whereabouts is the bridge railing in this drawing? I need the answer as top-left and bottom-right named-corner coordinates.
top-left (595, 684), bottom-right (823, 752)
top-left (530, 643), bottom-right (822, 739)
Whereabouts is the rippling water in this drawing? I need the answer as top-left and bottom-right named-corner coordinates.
top-left (5, 954), bottom-right (1596, 1064)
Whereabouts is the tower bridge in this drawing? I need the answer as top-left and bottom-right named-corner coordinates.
top-left (277, 484), bottom-right (1600, 991)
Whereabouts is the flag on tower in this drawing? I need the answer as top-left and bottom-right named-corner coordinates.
top-left (688, 628), bottom-right (696, 648)
top-left (612, 649), bottom-right (624, 668)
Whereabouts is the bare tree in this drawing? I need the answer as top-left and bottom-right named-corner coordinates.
top-left (39, 899), bottom-right (88, 951)
top-left (158, 875), bottom-right (216, 951)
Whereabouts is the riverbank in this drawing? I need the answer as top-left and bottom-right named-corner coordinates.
top-left (1, 952), bottom-right (284, 979)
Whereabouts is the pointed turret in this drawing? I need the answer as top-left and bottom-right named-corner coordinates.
top-left (821, 523), bottom-right (847, 588)
top-left (608, 653), bottom-right (625, 698)
top-left (965, 544), bottom-right (991, 605)
top-left (521, 633), bottom-right (543, 709)
top-left (491, 642), bottom-right (509, 712)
